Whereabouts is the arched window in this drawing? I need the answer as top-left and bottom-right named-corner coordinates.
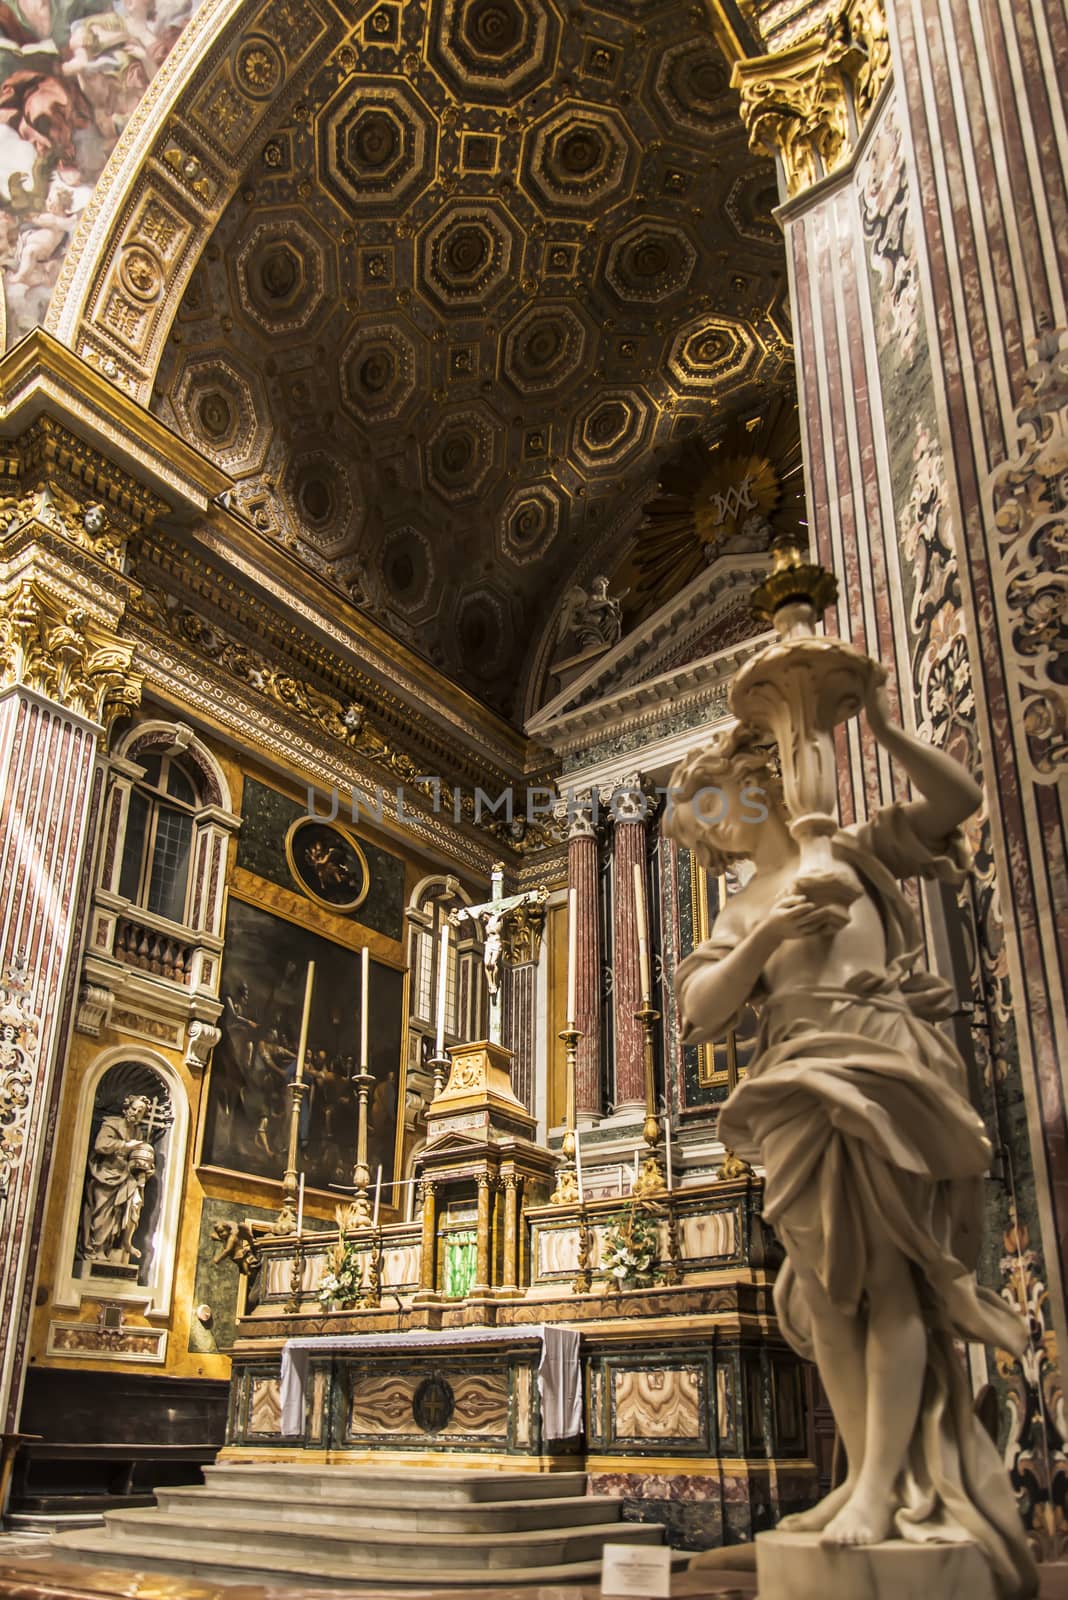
top-left (405, 876), bottom-right (484, 1061)
top-left (118, 751), bottom-right (200, 924)
top-left (412, 892), bottom-right (462, 1037)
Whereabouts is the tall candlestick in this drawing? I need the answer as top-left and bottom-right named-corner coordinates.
top-left (296, 1172), bottom-right (305, 1234)
top-left (360, 946), bottom-right (370, 1066)
top-left (295, 961), bottom-right (315, 1082)
top-left (632, 861), bottom-right (651, 1003)
top-left (574, 1124), bottom-right (584, 1204)
top-left (664, 1104), bottom-right (673, 1191)
top-left (435, 921), bottom-right (450, 1054)
top-left (566, 886), bottom-right (577, 1027)
top-left (372, 1164), bottom-right (382, 1226)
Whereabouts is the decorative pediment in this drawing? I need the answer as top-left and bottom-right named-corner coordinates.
top-left (527, 555), bottom-right (772, 767)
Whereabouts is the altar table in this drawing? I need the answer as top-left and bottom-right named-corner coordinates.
top-left (279, 1324), bottom-right (581, 1438)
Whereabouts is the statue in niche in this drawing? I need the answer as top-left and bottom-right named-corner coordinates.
top-left (80, 1093), bottom-right (157, 1266)
top-left (665, 684), bottom-right (1038, 1599)
top-left (556, 575), bottom-right (626, 655)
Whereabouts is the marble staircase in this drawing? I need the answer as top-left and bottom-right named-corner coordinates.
top-left (51, 1463), bottom-right (668, 1587)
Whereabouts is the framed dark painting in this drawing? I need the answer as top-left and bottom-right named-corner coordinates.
top-left (200, 896), bottom-right (407, 1198)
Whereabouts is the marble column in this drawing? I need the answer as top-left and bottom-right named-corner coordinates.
top-left (502, 962), bottom-right (537, 1112)
top-left (0, 587), bottom-right (139, 1431)
top-left (566, 797), bottom-right (602, 1124)
top-left (611, 781), bottom-right (649, 1113)
top-left (473, 1172), bottom-right (492, 1293)
top-left (415, 1178), bottom-right (438, 1297)
top-left (501, 1173), bottom-right (519, 1291)
top-left (732, 0), bottom-right (1068, 1546)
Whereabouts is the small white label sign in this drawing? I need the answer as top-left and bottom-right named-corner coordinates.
top-left (601, 1542), bottom-right (672, 1598)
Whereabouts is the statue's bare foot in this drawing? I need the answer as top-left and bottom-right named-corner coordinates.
top-left (780, 1481), bottom-right (853, 1532)
top-left (820, 1491), bottom-right (893, 1547)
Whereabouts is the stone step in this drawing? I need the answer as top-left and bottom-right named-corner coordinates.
top-left (51, 1524), bottom-right (669, 1589)
top-left (156, 1484), bottom-right (625, 1532)
top-left (203, 1463), bottom-right (590, 1504)
top-left (94, 1505), bottom-right (664, 1571)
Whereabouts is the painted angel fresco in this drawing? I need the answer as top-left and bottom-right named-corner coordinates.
top-left (0, 0), bottom-right (202, 339)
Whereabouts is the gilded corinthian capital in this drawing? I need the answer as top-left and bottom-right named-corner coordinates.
top-left (732, 0), bottom-right (891, 197)
top-left (0, 580), bottom-right (141, 730)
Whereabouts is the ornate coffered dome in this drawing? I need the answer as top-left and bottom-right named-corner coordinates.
top-left (147, 0), bottom-right (791, 719)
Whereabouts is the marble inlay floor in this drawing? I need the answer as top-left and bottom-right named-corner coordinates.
top-left (0, 1537), bottom-right (1066, 1600)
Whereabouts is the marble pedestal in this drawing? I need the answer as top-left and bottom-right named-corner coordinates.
top-left (756, 1530), bottom-right (999, 1600)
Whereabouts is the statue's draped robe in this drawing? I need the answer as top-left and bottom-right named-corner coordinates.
top-left (81, 1115), bottom-right (144, 1261)
top-left (677, 805), bottom-right (1038, 1600)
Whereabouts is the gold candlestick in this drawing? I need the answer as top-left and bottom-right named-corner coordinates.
top-left (350, 1068), bottom-right (375, 1228)
top-left (362, 1228), bottom-right (382, 1309)
top-left (573, 1204), bottom-right (592, 1293)
top-left (429, 1051), bottom-right (451, 1100)
top-left (735, 537), bottom-right (876, 911)
top-left (715, 1028), bottom-right (753, 1180)
top-left (279, 1077), bottom-right (309, 1232)
top-left (284, 1238), bottom-right (304, 1315)
top-left (633, 1001), bottom-right (667, 1198)
top-left (550, 1024), bottom-right (581, 1205)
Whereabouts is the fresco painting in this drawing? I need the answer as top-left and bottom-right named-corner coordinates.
top-left (0, 0), bottom-right (201, 340)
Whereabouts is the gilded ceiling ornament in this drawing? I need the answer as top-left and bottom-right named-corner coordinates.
top-left (732, 0), bottom-right (891, 197)
top-left (0, 580), bottom-right (141, 731)
top-left (628, 396), bottom-right (804, 612)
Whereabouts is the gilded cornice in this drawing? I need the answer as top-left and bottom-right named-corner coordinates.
top-left (732, 0), bottom-right (891, 196)
top-left (135, 527), bottom-right (540, 796)
top-left (0, 331), bottom-right (229, 510)
top-left (126, 562), bottom-right (561, 866)
top-left (188, 514), bottom-right (533, 777)
top-left (0, 578), bottom-right (141, 730)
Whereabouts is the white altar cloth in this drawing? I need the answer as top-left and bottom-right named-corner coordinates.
top-left (279, 1324), bottom-right (581, 1439)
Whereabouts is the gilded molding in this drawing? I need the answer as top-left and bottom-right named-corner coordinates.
top-left (732, 0), bottom-right (891, 197)
top-left (0, 579), bottom-right (142, 729)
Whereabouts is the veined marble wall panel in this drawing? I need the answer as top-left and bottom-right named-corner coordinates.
top-left (784, 46), bottom-right (1067, 1545)
top-left (676, 1208), bottom-right (736, 1262)
top-left (611, 1366), bottom-right (703, 1441)
top-left (450, 1373), bottom-right (510, 1437)
top-left (248, 1375), bottom-right (283, 1436)
top-left (0, 693), bottom-right (102, 1431)
top-left (885, 0), bottom-right (1068, 1543)
top-left (351, 1373), bottom-right (420, 1436)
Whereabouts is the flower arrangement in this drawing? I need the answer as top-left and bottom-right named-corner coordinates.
top-left (317, 1203), bottom-right (365, 1310)
top-left (601, 1199), bottom-right (661, 1290)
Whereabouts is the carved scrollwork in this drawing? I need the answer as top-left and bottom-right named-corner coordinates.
top-left (0, 957), bottom-right (39, 1198)
top-left (988, 323), bottom-right (1068, 779)
top-left (732, 0), bottom-right (891, 198)
top-left (0, 580), bottom-right (142, 732)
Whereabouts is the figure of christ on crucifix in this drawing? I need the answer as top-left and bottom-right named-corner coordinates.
top-left (450, 865), bottom-right (548, 1044)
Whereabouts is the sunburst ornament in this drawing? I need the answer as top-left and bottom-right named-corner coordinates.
top-left (630, 398), bottom-right (805, 613)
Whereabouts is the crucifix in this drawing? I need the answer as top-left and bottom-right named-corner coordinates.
top-left (450, 864), bottom-right (549, 1045)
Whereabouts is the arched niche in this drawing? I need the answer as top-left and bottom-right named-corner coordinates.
top-left (53, 1046), bottom-right (190, 1322)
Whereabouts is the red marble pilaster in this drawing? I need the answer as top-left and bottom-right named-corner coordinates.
top-left (611, 787), bottom-right (647, 1112)
top-left (0, 688), bottom-right (102, 1430)
top-left (567, 799), bottom-right (602, 1123)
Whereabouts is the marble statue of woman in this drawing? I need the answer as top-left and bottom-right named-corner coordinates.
top-left (665, 680), bottom-right (1038, 1600)
top-left (81, 1093), bottom-right (155, 1265)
